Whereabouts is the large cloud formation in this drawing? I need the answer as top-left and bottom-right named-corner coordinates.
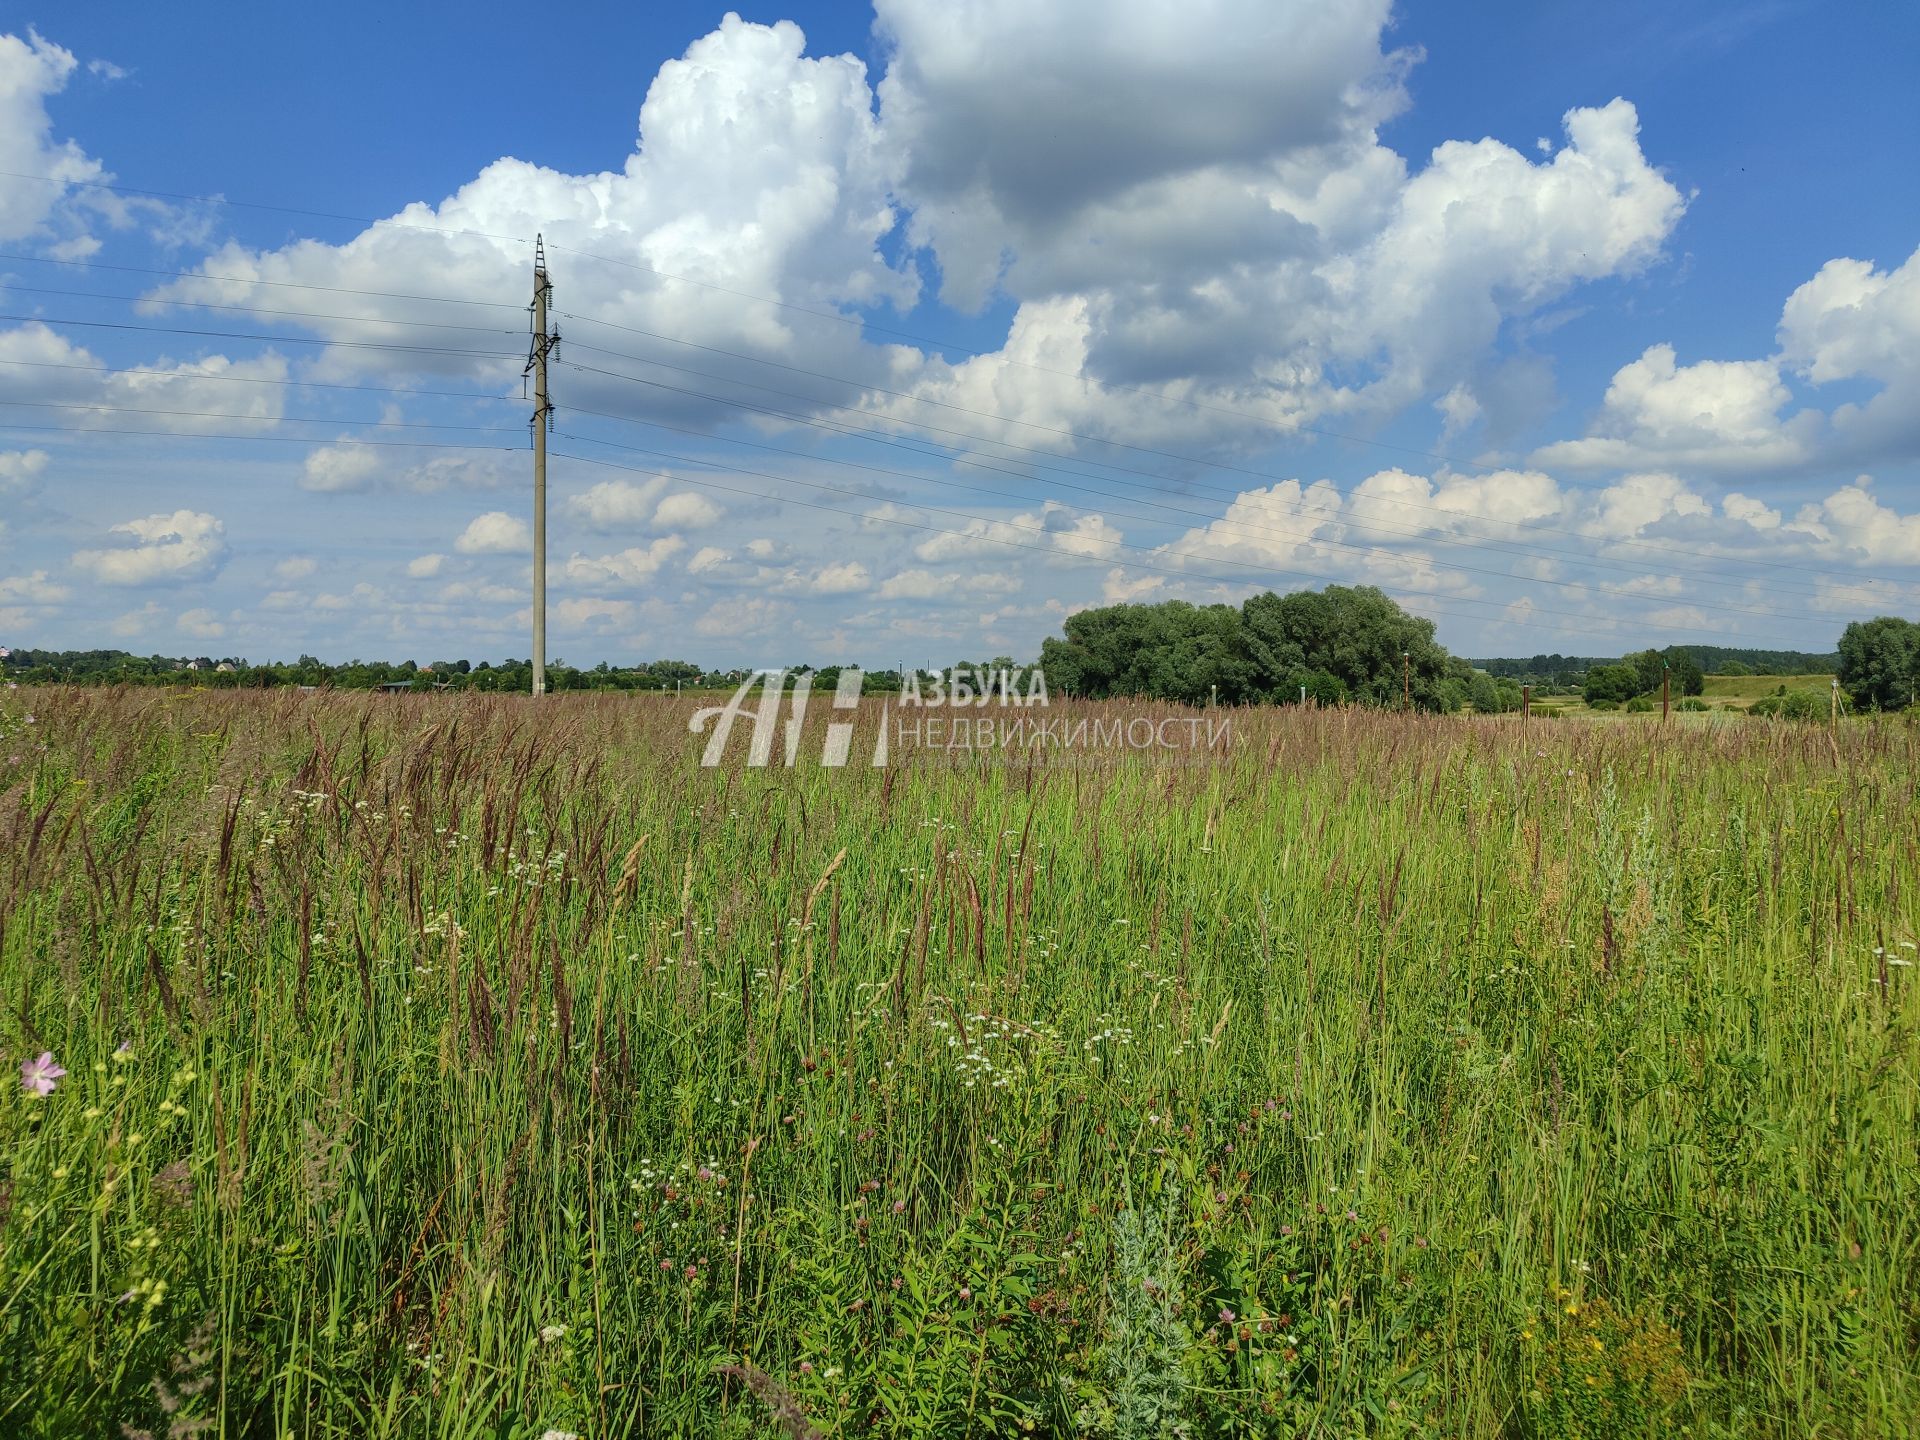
top-left (1539, 242), bottom-right (1920, 477)
top-left (4, 6), bottom-right (1916, 662)
top-left (0, 31), bottom-right (104, 246)
top-left (142, 6), bottom-right (1686, 455)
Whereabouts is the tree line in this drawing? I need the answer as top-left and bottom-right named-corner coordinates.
top-left (5, 601), bottom-right (1916, 711)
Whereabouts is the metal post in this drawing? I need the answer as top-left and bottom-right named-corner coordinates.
top-left (1662, 662), bottom-right (1670, 724)
top-left (529, 237), bottom-right (553, 697)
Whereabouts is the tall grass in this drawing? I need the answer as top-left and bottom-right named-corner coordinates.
top-left (0, 687), bottom-right (1914, 1438)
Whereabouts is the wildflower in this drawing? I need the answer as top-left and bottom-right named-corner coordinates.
top-left (959, 1286), bottom-right (972, 1301)
top-left (799, 1360), bottom-right (815, 1374)
top-left (892, 1199), bottom-right (906, 1214)
top-left (539, 1324), bottom-right (568, 1344)
top-left (19, 1051), bottom-right (65, 1096)
top-left (1218, 1306), bottom-right (1235, 1323)
top-left (112, 1041), bottom-right (135, 1062)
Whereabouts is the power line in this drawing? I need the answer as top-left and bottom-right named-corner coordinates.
top-left (4, 284), bottom-right (522, 334)
top-left (0, 250), bottom-right (521, 308)
top-left (0, 398), bottom-right (524, 432)
top-left (0, 357), bottom-right (518, 403)
top-left (4, 167), bottom-right (1904, 631)
top-left (556, 354), bottom-right (1881, 607)
top-left (550, 430), bottom-right (1785, 643)
top-left (3, 164), bottom-right (1898, 596)
top-left (0, 165), bottom-right (1893, 591)
top-left (0, 169), bottom-right (529, 247)
top-left (8, 283), bottom-right (1876, 603)
top-left (0, 420), bottom-right (518, 452)
top-left (555, 330), bottom-right (1901, 590)
top-left (0, 312), bottom-right (522, 357)
top-left (556, 403), bottom-right (1794, 623)
top-left (546, 445), bottom-right (1789, 649)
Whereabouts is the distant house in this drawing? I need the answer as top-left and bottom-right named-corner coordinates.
top-left (186, 661), bottom-right (201, 671)
top-left (378, 680), bottom-right (413, 693)
top-left (216, 662), bottom-right (235, 673)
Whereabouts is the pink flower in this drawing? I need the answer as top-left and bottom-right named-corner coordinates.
top-left (1218, 1306), bottom-right (1235, 1323)
top-left (799, 1360), bottom-right (814, 1374)
top-left (19, 1051), bottom-right (65, 1096)
top-left (892, 1199), bottom-right (906, 1214)
top-left (958, 1286), bottom-right (971, 1301)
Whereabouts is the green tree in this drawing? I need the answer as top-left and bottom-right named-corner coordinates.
top-left (1583, 664), bottom-right (1640, 704)
top-left (1837, 616), bottom-right (1919, 711)
top-left (1241, 585), bottom-right (1461, 710)
top-left (1627, 647), bottom-right (1703, 698)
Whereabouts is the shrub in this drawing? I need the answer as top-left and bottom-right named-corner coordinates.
top-left (1624, 696), bottom-right (1655, 713)
top-left (1588, 699), bottom-right (1618, 712)
top-left (1676, 697), bottom-right (1708, 712)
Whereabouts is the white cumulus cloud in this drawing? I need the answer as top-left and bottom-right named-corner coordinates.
top-left (454, 511), bottom-right (530, 555)
top-left (72, 510), bottom-right (228, 586)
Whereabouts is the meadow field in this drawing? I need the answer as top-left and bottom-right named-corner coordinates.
top-left (0, 687), bottom-right (1915, 1439)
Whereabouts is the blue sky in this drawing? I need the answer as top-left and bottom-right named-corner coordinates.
top-left (1, 0), bottom-right (1917, 666)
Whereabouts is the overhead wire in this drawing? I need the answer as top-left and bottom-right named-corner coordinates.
top-left (4, 284), bottom-right (523, 334)
top-left (0, 312), bottom-right (522, 358)
top-left (3, 167), bottom-right (1905, 639)
top-left (555, 403), bottom-right (1796, 622)
top-left (0, 357), bottom-right (519, 403)
top-left (6, 167), bottom-right (1854, 577)
top-left (550, 430), bottom-right (1792, 642)
top-left (545, 445), bottom-right (1793, 648)
top-left (0, 250), bottom-right (523, 308)
top-left (0, 420), bottom-right (518, 451)
top-left (1, 167), bottom-right (1891, 593)
top-left (0, 398), bottom-right (525, 432)
top-left (555, 331), bottom-right (1901, 590)
top-left (556, 355), bottom-right (1864, 609)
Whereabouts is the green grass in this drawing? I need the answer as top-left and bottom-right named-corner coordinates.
top-left (1702, 674), bottom-right (1838, 704)
top-left (0, 688), bottom-right (1915, 1438)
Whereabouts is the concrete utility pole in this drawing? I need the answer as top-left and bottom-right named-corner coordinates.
top-left (527, 237), bottom-right (556, 697)
top-left (1402, 651), bottom-right (1411, 712)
